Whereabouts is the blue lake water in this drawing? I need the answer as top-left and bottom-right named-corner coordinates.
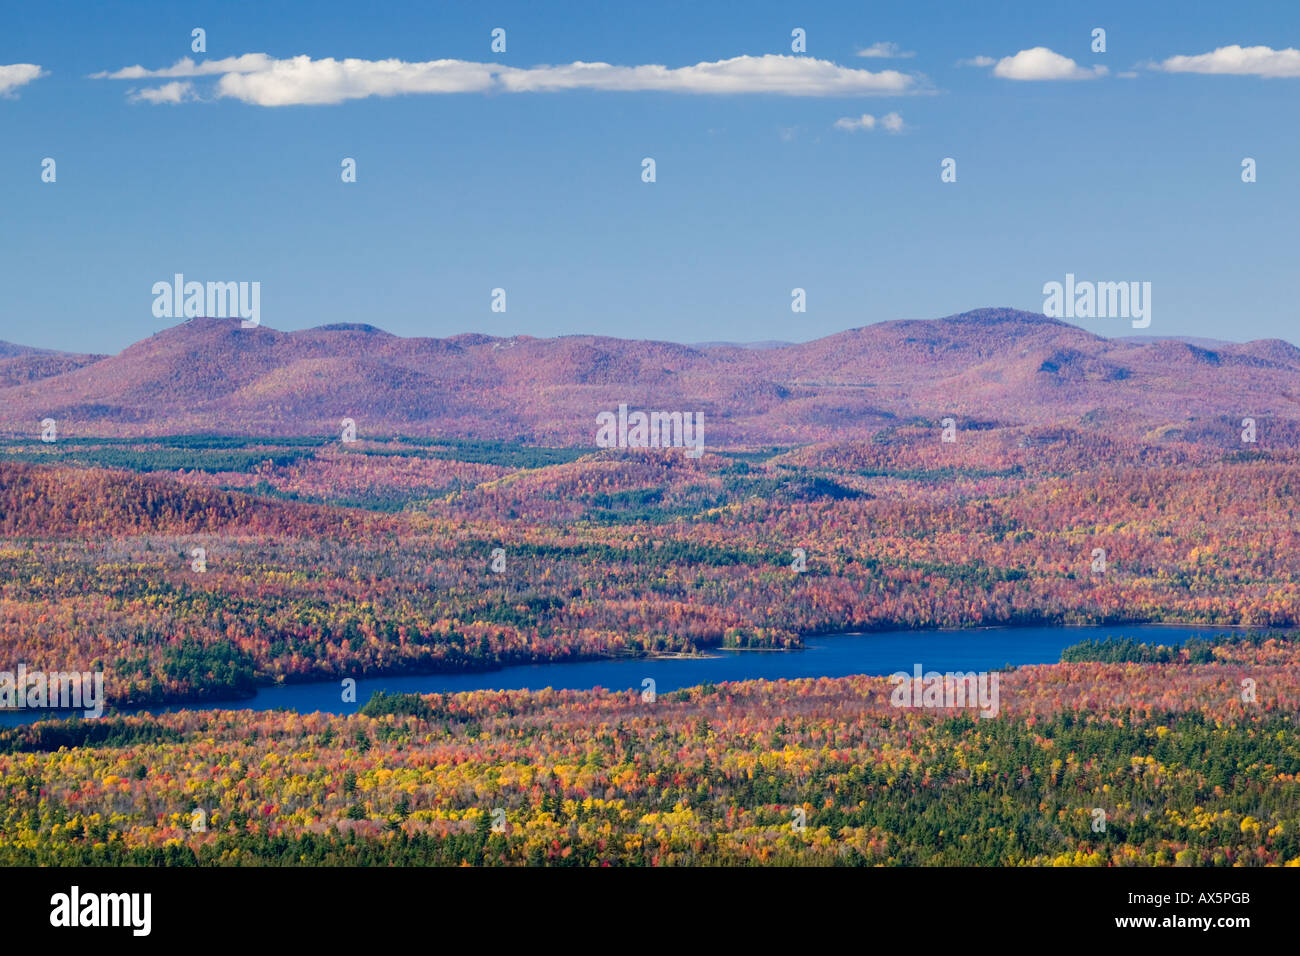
top-left (0, 623), bottom-right (1260, 726)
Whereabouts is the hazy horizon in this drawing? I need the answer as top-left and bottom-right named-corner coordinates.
top-left (5, 307), bottom-right (1296, 357)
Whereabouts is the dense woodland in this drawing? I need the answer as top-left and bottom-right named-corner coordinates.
top-left (0, 633), bottom-right (1297, 865)
top-left (0, 430), bottom-right (1299, 706)
top-left (0, 428), bottom-right (1298, 866)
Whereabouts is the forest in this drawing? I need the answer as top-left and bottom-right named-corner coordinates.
top-left (1, 427), bottom-right (1299, 707)
top-left (0, 425), bottom-right (1298, 866)
top-left (0, 631), bottom-right (1296, 866)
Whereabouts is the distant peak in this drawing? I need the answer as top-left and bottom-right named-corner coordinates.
top-left (310, 323), bottom-right (391, 335)
top-left (942, 307), bottom-right (1066, 325)
top-left (692, 340), bottom-right (794, 350)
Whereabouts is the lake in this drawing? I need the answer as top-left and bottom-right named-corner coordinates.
top-left (0, 623), bottom-right (1259, 726)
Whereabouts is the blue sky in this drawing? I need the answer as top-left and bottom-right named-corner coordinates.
top-left (1, 0), bottom-right (1297, 353)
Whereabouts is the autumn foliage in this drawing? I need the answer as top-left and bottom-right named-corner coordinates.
top-left (1, 634), bottom-right (1297, 866)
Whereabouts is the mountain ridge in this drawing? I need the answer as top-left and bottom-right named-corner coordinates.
top-left (2, 309), bottom-right (1296, 444)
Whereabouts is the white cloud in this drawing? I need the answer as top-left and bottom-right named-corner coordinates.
top-left (94, 53), bottom-right (923, 105)
top-left (856, 42), bottom-right (915, 59)
top-left (91, 54), bottom-right (275, 80)
top-left (992, 47), bottom-right (1107, 80)
top-left (216, 57), bottom-right (496, 105)
top-left (498, 55), bottom-right (916, 95)
top-left (834, 111), bottom-right (904, 133)
top-left (835, 114), bottom-right (876, 131)
top-left (128, 81), bottom-right (196, 104)
top-left (957, 56), bottom-right (996, 68)
top-left (0, 63), bottom-right (46, 97)
top-left (1152, 44), bottom-right (1300, 77)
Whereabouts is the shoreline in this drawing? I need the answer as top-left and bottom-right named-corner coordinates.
top-left (1, 621), bottom-right (1287, 726)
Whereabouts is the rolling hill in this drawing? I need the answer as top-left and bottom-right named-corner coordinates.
top-left (1, 308), bottom-right (1296, 444)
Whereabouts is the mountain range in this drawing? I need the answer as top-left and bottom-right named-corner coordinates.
top-left (2, 308), bottom-right (1298, 445)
